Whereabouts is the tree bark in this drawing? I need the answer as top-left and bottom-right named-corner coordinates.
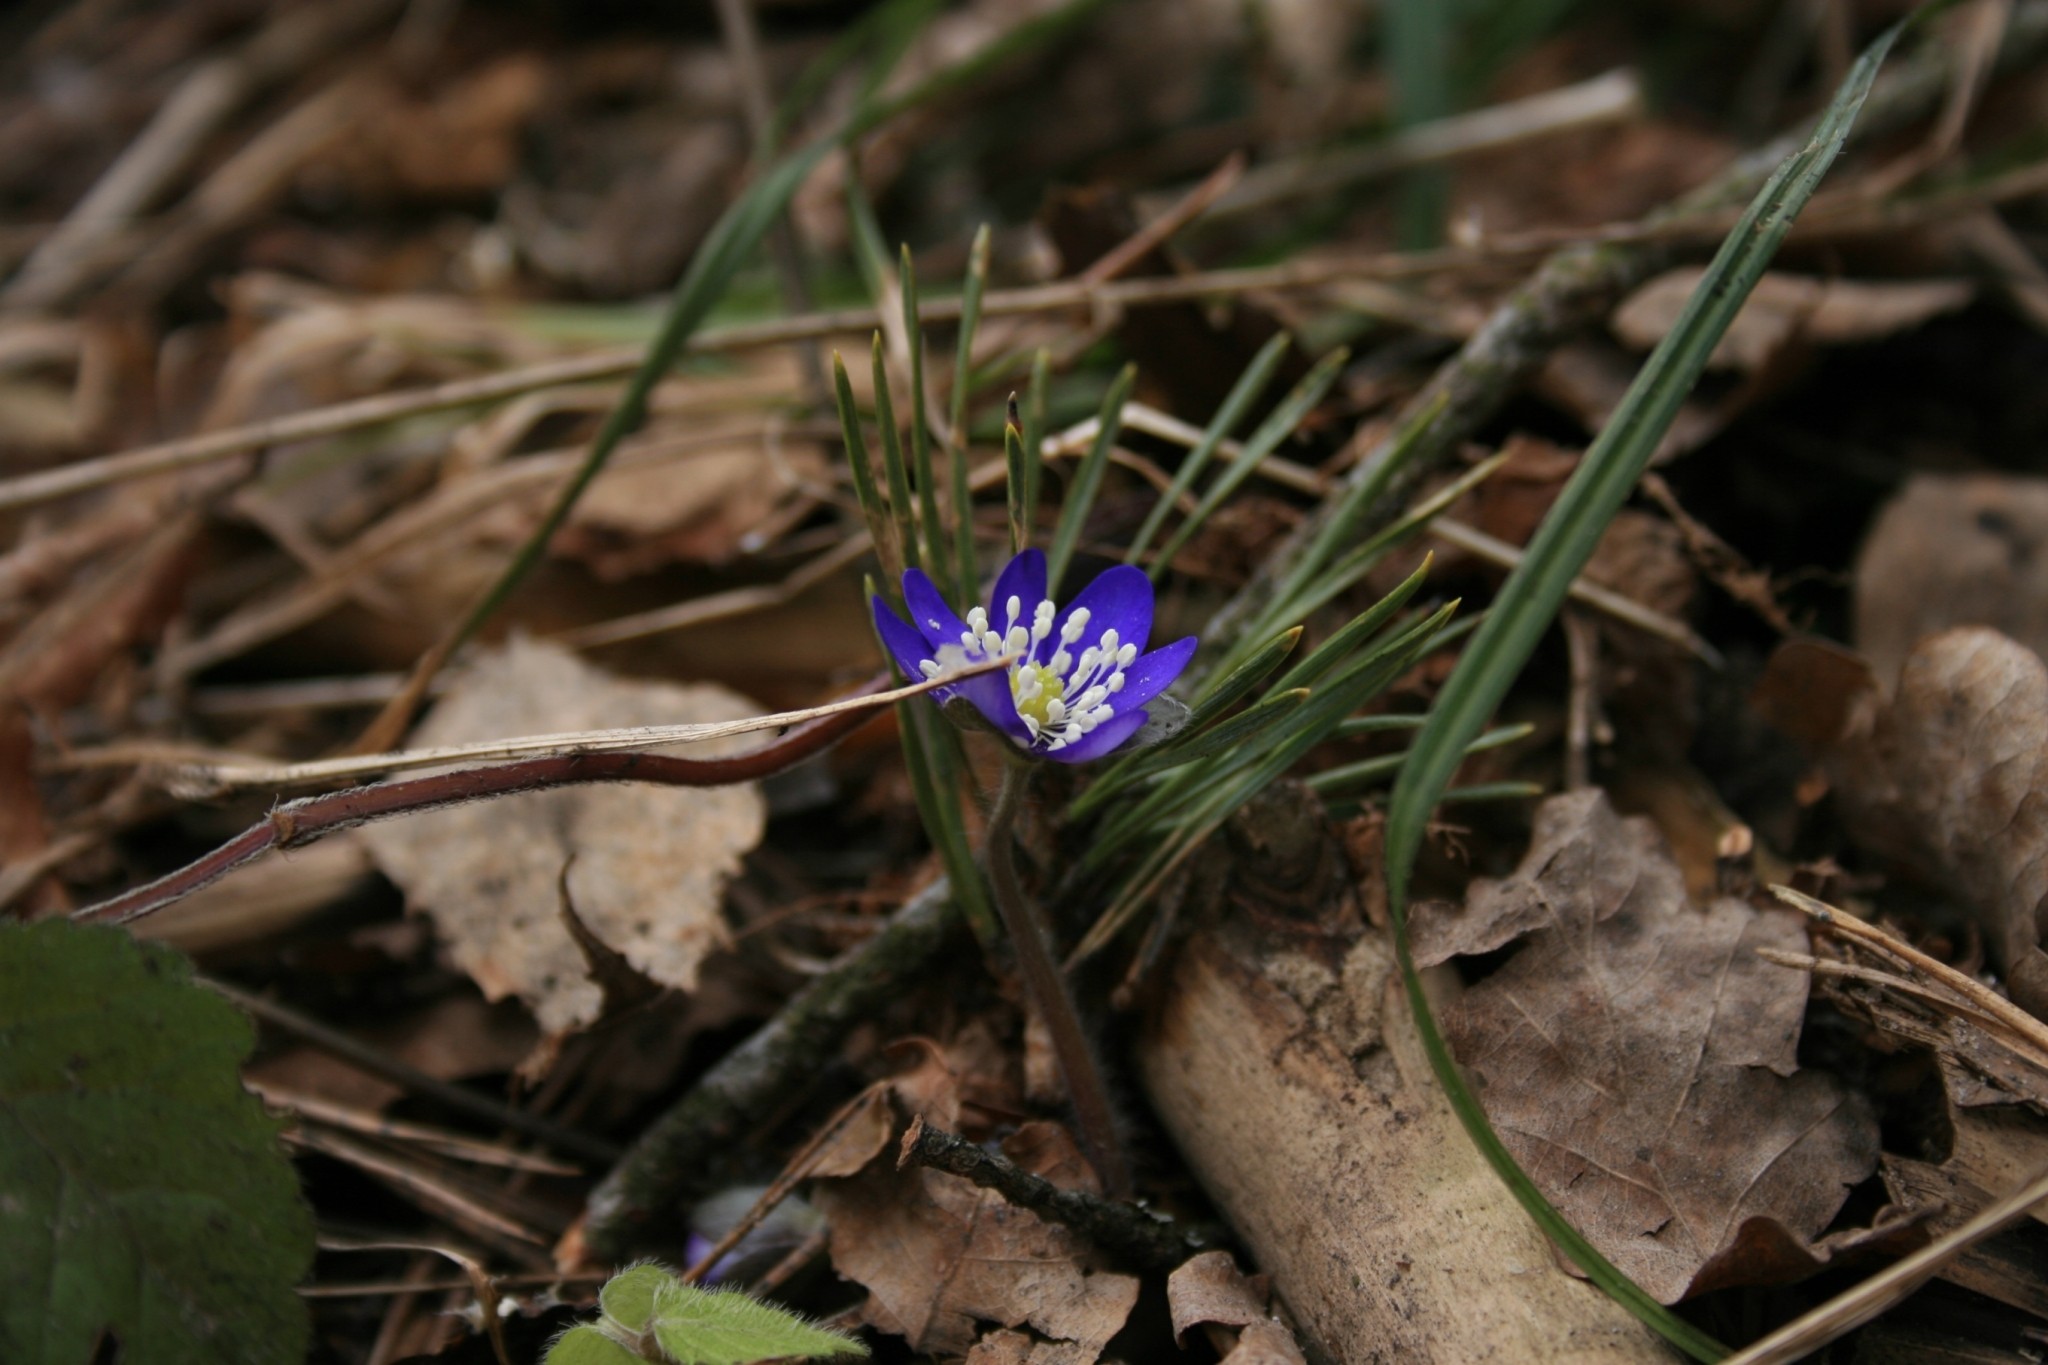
top-left (1136, 909), bottom-right (1674, 1363)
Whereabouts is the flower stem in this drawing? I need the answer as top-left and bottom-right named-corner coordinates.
top-left (984, 761), bottom-right (1131, 1196)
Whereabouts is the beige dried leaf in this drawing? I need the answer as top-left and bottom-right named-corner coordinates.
top-left (1412, 789), bottom-right (1877, 1303)
top-left (1853, 474), bottom-right (2048, 684)
top-left (1613, 269), bottom-right (1971, 372)
top-left (1797, 627), bottom-right (2048, 1020)
top-left (360, 636), bottom-right (765, 1035)
top-left (815, 1124), bottom-right (1137, 1360)
top-left (1166, 1251), bottom-right (1274, 1345)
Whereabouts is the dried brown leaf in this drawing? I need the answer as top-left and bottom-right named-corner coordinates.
top-left (1613, 269), bottom-right (1972, 372)
top-left (1853, 474), bottom-right (2048, 684)
top-left (1412, 789), bottom-right (1877, 1302)
top-left (360, 636), bottom-right (765, 1035)
top-left (556, 438), bottom-right (826, 578)
top-left (1789, 628), bottom-right (2048, 1020)
top-left (1166, 1250), bottom-right (1272, 1345)
top-left (815, 1134), bottom-right (1138, 1360)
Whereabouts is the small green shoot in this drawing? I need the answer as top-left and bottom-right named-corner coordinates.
top-left (546, 1263), bottom-right (866, 1365)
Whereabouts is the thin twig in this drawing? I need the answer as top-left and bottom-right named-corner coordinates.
top-left (212, 980), bottom-right (617, 1164)
top-left (287, 1127), bottom-right (547, 1247)
top-left (1428, 517), bottom-right (1723, 663)
top-left (1772, 884), bottom-right (2048, 1053)
top-left (903, 1120), bottom-right (1218, 1270)
top-left (70, 697), bottom-right (887, 927)
top-left (1193, 67), bottom-right (1643, 222)
top-left (60, 659), bottom-right (998, 792)
top-left (14, 130), bottom-right (2048, 520)
top-left (252, 1081), bottom-right (582, 1175)
top-left (2, 1), bottom-right (401, 311)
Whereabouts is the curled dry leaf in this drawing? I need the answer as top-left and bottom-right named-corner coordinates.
top-left (1853, 474), bottom-right (2048, 684)
top-left (1166, 1250), bottom-right (1308, 1364)
top-left (360, 636), bottom-right (766, 1036)
top-left (1760, 627), bottom-right (2048, 1020)
top-left (1411, 789), bottom-right (1878, 1303)
top-left (1611, 269), bottom-right (1972, 373)
top-left (814, 1121), bottom-right (1138, 1361)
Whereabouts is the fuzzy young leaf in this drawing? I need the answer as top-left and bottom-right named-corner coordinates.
top-left (0, 920), bottom-right (313, 1365)
top-left (649, 1279), bottom-right (867, 1365)
top-left (599, 1263), bottom-right (673, 1334)
top-left (547, 1325), bottom-right (647, 1365)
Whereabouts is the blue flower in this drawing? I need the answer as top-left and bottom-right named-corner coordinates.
top-left (874, 549), bottom-right (1198, 764)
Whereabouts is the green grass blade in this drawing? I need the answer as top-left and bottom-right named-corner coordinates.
top-left (1386, 0), bottom-right (1453, 247)
top-left (1270, 449), bottom-right (1507, 630)
top-left (1377, 18), bottom-right (1914, 1362)
top-left (1127, 333), bottom-right (1291, 569)
top-left (870, 333), bottom-right (920, 572)
top-left (899, 700), bottom-right (999, 944)
top-left (1022, 348), bottom-right (1050, 541)
top-left (902, 247), bottom-right (947, 594)
top-left (1047, 364), bottom-right (1136, 591)
top-left (1076, 601), bottom-right (1459, 957)
top-left (1072, 625), bottom-right (1303, 820)
top-left (1283, 389), bottom-right (1449, 622)
top-left (836, 352), bottom-right (902, 590)
top-left (1004, 411), bottom-right (1031, 556)
top-left (949, 226), bottom-right (992, 592)
top-left (1266, 558), bottom-right (1432, 696)
top-left (766, 0), bottom-right (938, 150)
top-left (1305, 722), bottom-right (1531, 800)
top-left (1150, 347), bottom-right (1349, 579)
top-left (1105, 687), bottom-right (1311, 790)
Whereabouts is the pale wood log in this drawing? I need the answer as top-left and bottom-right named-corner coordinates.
top-left (1135, 911), bottom-right (1675, 1363)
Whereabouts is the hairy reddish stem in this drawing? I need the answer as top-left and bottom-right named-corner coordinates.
top-left (74, 699), bottom-right (878, 928)
top-left (984, 761), bottom-right (1131, 1196)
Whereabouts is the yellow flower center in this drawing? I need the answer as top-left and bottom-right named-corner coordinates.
top-left (1010, 662), bottom-right (1066, 729)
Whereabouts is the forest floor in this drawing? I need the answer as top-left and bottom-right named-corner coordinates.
top-left (9, 2), bottom-right (2048, 1363)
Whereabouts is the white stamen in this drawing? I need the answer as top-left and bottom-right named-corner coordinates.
top-left (918, 660), bottom-right (941, 678)
top-left (1005, 625), bottom-right (1030, 653)
top-left (1046, 699), bottom-right (1066, 724)
top-left (1075, 685), bottom-right (1107, 711)
top-left (1060, 609), bottom-right (1090, 644)
top-left (1108, 673), bottom-right (1125, 693)
top-left (966, 607), bottom-right (988, 633)
top-left (1050, 649), bottom-right (1071, 674)
top-left (1100, 629), bottom-right (1119, 653)
top-left (1005, 595), bottom-right (1022, 630)
top-left (1117, 643), bottom-right (1137, 667)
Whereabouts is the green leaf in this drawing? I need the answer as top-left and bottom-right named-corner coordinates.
top-left (1046, 363), bottom-right (1136, 591)
top-left (0, 920), bottom-right (313, 1365)
top-left (1126, 332), bottom-right (1290, 568)
top-left (648, 1279), bottom-right (867, 1365)
top-left (599, 1263), bottom-right (674, 1334)
top-left (947, 225), bottom-right (992, 593)
top-left (1377, 16), bottom-right (1917, 1363)
top-left (547, 1324), bottom-right (648, 1365)
top-left (1149, 346), bottom-right (1348, 579)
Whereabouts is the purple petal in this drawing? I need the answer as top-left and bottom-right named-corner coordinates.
top-left (1052, 564), bottom-right (1153, 659)
top-left (873, 598), bottom-right (941, 687)
top-left (902, 569), bottom-right (973, 653)
top-left (959, 666), bottom-right (1033, 743)
top-left (1110, 636), bottom-right (1197, 711)
top-left (1043, 706), bottom-right (1150, 764)
top-left (988, 549), bottom-right (1049, 639)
